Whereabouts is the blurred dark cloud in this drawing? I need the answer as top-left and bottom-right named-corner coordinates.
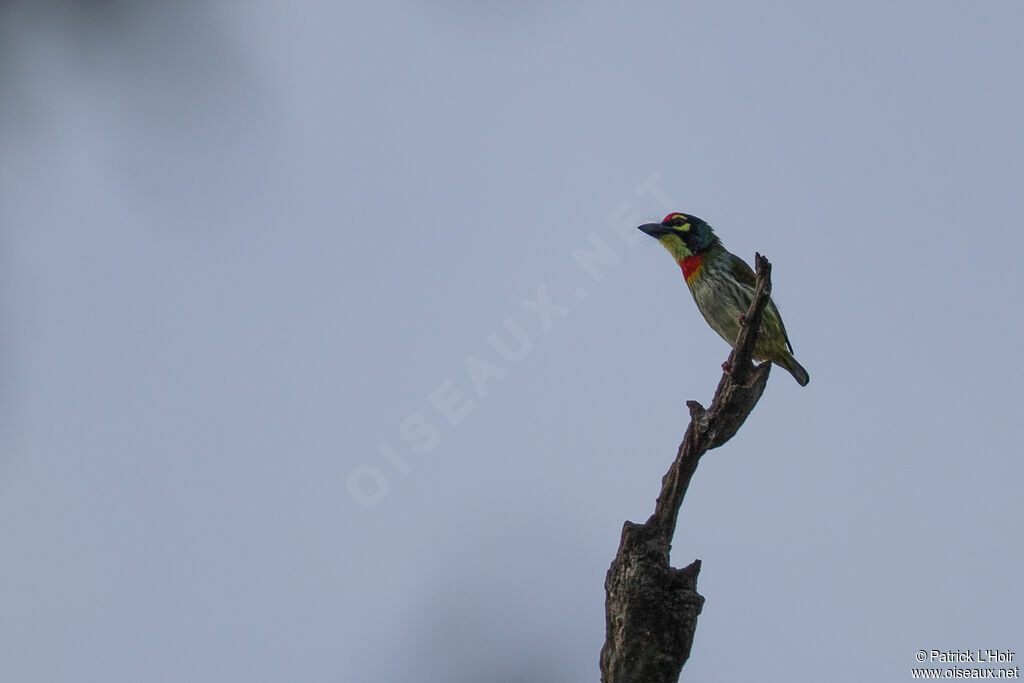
top-left (0, 0), bottom-right (153, 66)
top-left (0, 0), bottom-right (242, 125)
top-left (0, 0), bottom-right (260, 447)
top-left (0, 0), bottom-right (272, 235)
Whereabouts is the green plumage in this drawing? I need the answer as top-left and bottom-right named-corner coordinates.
top-left (638, 213), bottom-right (809, 386)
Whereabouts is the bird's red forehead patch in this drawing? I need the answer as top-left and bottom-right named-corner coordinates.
top-left (662, 212), bottom-right (687, 224)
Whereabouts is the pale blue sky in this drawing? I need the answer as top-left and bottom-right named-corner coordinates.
top-left (2, 2), bottom-right (1023, 681)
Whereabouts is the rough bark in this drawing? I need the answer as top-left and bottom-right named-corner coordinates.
top-left (600, 254), bottom-right (775, 683)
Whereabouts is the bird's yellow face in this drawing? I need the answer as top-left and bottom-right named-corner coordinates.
top-left (644, 213), bottom-right (695, 260)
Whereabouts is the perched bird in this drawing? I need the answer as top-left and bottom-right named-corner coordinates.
top-left (638, 212), bottom-right (809, 386)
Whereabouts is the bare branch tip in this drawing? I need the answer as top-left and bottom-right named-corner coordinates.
top-left (685, 400), bottom-right (705, 419)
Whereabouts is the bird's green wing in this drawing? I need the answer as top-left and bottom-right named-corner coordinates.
top-left (725, 253), bottom-right (757, 289)
top-left (726, 252), bottom-right (794, 354)
top-left (770, 300), bottom-right (794, 354)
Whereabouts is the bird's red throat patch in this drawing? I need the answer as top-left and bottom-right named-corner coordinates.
top-left (679, 254), bottom-right (703, 282)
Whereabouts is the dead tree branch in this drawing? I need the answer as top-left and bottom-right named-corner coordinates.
top-left (599, 254), bottom-right (775, 683)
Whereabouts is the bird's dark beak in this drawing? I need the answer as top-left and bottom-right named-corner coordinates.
top-left (637, 222), bottom-right (670, 238)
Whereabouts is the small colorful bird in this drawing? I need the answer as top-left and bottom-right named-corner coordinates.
top-left (638, 212), bottom-right (809, 386)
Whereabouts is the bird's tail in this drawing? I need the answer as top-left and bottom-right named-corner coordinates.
top-left (777, 354), bottom-right (810, 386)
